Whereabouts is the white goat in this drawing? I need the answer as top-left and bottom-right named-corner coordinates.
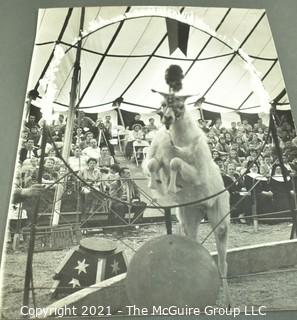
top-left (143, 92), bottom-right (231, 306)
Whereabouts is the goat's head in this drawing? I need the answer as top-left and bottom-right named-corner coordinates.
top-left (161, 94), bottom-right (187, 129)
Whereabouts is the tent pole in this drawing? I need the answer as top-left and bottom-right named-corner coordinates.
top-left (200, 108), bottom-right (204, 120)
top-left (52, 7), bottom-right (85, 226)
top-left (117, 106), bottom-right (125, 128)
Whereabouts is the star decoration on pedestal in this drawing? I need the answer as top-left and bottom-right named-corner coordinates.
top-left (69, 278), bottom-right (80, 288)
top-left (110, 259), bottom-right (120, 275)
top-left (74, 259), bottom-right (89, 275)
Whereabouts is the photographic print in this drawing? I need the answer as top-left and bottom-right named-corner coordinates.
top-left (1, 5), bottom-right (297, 319)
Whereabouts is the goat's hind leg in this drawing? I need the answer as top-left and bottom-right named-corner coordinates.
top-left (207, 194), bottom-right (232, 307)
top-left (176, 206), bottom-right (203, 241)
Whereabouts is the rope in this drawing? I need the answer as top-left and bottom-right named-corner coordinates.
top-left (237, 59), bottom-right (279, 110)
top-left (184, 8), bottom-right (232, 77)
top-left (119, 7), bottom-right (186, 98)
top-left (48, 95), bottom-right (287, 114)
top-left (55, 8), bottom-right (102, 103)
top-left (57, 40), bottom-right (236, 62)
top-left (101, 17), bottom-right (153, 101)
top-left (76, 7), bottom-right (131, 107)
top-left (201, 12), bottom-right (266, 98)
top-left (18, 202), bottom-right (295, 238)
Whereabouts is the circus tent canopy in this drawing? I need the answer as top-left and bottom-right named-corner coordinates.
top-left (26, 6), bottom-right (290, 118)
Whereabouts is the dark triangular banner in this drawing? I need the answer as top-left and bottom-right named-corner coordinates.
top-left (166, 18), bottom-right (190, 56)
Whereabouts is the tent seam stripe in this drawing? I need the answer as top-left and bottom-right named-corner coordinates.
top-left (76, 6), bottom-right (131, 107)
top-left (33, 8), bottom-right (74, 92)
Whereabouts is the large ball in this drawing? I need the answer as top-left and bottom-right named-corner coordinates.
top-left (126, 235), bottom-right (220, 309)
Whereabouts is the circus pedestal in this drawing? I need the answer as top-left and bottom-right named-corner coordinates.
top-left (51, 237), bottom-right (127, 297)
top-left (126, 235), bottom-right (220, 309)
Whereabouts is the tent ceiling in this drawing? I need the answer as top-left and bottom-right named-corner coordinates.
top-left (27, 6), bottom-right (290, 115)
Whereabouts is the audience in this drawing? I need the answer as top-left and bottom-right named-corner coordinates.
top-left (205, 115), bottom-right (297, 223)
top-left (15, 111), bottom-right (297, 227)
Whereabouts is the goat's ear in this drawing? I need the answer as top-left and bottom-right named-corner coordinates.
top-left (156, 108), bottom-right (164, 118)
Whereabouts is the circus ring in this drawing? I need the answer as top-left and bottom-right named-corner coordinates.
top-left (3, 9), bottom-right (297, 319)
top-left (2, 225), bottom-right (297, 319)
top-left (36, 237), bottom-right (297, 317)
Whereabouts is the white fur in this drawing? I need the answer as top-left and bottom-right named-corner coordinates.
top-left (143, 111), bottom-right (232, 306)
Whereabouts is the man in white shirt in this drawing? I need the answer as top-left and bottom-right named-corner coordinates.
top-left (82, 139), bottom-right (101, 162)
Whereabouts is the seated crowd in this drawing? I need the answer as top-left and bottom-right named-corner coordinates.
top-left (201, 117), bottom-right (297, 223)
top-left (16, 112), bottom-right (148, 225)
top-left (16, 111), bottom-right (297, 226)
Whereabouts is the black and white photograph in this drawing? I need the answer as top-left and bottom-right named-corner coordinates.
top-left (1, 4), bottom-right (297, 319)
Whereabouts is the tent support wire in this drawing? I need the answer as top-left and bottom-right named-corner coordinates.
top-left (184, 8), bottom-right (231, 77)
top-left (119, 7), bottom-right (186, 98)
top-left (200, 12), bottom-right (266, 98)
top-left (76, 6), bottom-right (131, 107)
top-left (237, 58), bottom-right (279, 110)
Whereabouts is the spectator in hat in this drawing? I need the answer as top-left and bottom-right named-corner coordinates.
top-left (125, 124), bottom-right (144, 160)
